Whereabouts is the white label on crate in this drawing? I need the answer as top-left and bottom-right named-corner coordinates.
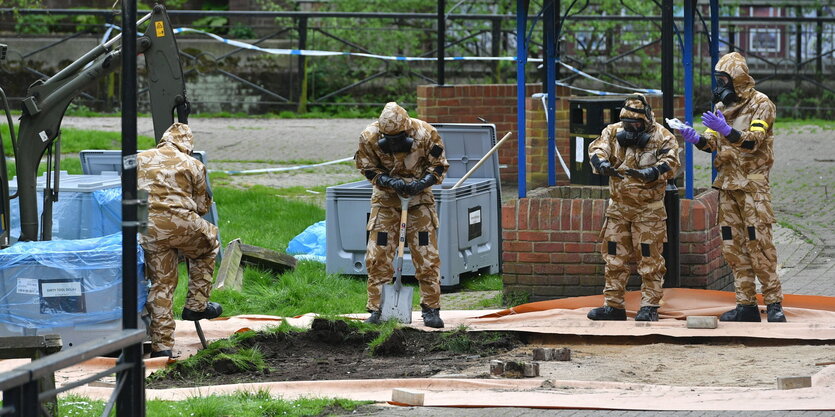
top-left (41, 281), bottom-right (82, 297)
top-left (17, 278), bottom-right (39, 295)
top-left (123, 154), bottom-right (137, 170)
top-left (39, 130), bottom-right (49, 142)
top-left (575, 137), bottom-right (584, 162)
top-left (469, 209), bottom-right (481, 225)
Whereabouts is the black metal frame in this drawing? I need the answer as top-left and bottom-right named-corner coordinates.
top-left (0, 2), bottom-right (146, 417)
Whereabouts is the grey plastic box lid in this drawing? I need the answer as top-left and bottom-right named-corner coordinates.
top-left (432, 123), bottom-right (500, 182)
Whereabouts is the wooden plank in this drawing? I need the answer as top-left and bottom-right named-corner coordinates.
top-left (239, 243), bottom-right (297, 275)
top-left (214, 238), bottom-right (243, 291)
top-left (391, 388), bottom-right (425, 406)
top-left (0, 335), bottom-right (62, 359)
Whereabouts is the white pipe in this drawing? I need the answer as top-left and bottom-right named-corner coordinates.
top-left (452, 132), bottom-right (513, 190)
top-left (533, 93), bottom-right (571, 180)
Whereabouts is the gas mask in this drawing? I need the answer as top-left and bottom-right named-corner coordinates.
top-left (377, 131), bottom-right (414, 154)
top-left (616, 118), bottom-right (651, 148)
top-left (712, 71), bottom-right (739, 106)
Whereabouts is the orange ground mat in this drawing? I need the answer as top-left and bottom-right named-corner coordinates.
top-left (2, 289), bottom-right (835, 410)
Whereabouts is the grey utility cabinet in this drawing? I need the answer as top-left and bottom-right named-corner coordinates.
top-left (326, 123), bottom-right (502, 287)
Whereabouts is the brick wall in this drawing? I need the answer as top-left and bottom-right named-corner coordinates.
top-left (502, 187), bottom-right (733, 302)
top-left (417, 84), bottom-right (541, 185)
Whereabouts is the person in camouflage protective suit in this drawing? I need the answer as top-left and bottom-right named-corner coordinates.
top-left (679, 52), bottom-right (786, 323)
top-left (355, 102), bottom-right (449, 328)
top-left (138, 122), bottom-right (222, 358)
top-left (587, 93), bottom-right (680, 322)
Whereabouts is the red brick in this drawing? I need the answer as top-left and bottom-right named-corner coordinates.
top-left (528, 199), bottom-right (540, 230)
top-left (502, 231), bottom-right (517, 240)
top-left (691, 203), bottom-right (706, 231)
top-left (502, 251), bottom-right (517, 262)
top-left (565, 242), bottom-right (596, 253)
top-left (592, 199), bottom-right (605, 231)
top-left (560, 203), bottom-right (572, 230)
top-left (519, 252), bottom-right (551, 263)
top-left (502, 204), bottom-right (517, 230)
top-left (571, 199), bottom-right (583, 230)
top-left (539, 199), bottom-right (552, 230)
top-left (581, 232), bottom-right (599, 242)
top-left (518, 199), bottom-right (529, 230)
top-left (518, 231), bottom-right (549, 241)
top-left (534, 242), bottom-right (565, 252)
top-left (565, 264), bottom-right (598, 275)
top-left (534, 263), bottom-right (565, 275)
top-left (551, 253), bottom-right (582, 263)
top-left (505, 241), bottom-right (533, 252)
top-left (550, 231), bottom-right (580, 242)
top-left (581, 199), bottom-right (593, 230)
top-left (503, 263), bottom-right (532, 274)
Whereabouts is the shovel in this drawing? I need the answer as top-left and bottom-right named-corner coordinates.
top-left (379, 195), bottom-right (414, 324)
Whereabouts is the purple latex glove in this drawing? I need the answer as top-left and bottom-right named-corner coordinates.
top-left (680, 126), bottom-right (700, 144)
top-left (702, 110), bottom-right (732, 137)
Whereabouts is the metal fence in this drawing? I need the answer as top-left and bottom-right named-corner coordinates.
top-left (1, 7), bottom-right (834, 114)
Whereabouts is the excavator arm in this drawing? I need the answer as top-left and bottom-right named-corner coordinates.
top-left (2, 4), bottom-right (187, 244)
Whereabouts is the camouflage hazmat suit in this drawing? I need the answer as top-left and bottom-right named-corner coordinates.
top-left (355, 102), bottom-right (449, 314)
top-left (588, 94), bottom-right (680, 313)
top-left (694, 52), bottom-right (783, 308)
top-left (138, 123), bottom-right (219, 353)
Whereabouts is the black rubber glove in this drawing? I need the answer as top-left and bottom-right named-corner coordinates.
top-left (176, 100), bottom-right (191, 124)
top-left (597, 160), bottom-right (624, 179)
top-left (405, 173), bottom-right (437, 195)
top-left (376, 174), bottom-right (408, 194)
top-left (624, 166), bottom-right (660, 182)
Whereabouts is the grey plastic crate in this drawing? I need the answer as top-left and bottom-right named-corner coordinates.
top-left (325, 123), bottom-right (502, 287)
top-left (78, 149), bottom-right (220, 229)
top-left (8, 172), bottom-right (122, 241)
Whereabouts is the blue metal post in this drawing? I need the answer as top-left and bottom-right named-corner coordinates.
top-left (545, 0), bottom-right (557, 187)
top-left (684, 0), bottom-right (695, 199)
top-left (709, 0), bottom-right (720, 182)
top-left (516, 0), bottom-right (529, 198)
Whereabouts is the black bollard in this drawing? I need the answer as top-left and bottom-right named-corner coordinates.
top-left (663, 179), bottom-right (680, 288)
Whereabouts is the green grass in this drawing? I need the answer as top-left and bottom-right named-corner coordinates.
top-left (1, 124), bottom-right (155, 156)
top-left (57, 392), bottom-right (367, 417)
top-left (461, 274), bottom-right (502, 291)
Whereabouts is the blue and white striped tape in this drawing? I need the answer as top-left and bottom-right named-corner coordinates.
top-left (210, 156), bottom-right (354, 175)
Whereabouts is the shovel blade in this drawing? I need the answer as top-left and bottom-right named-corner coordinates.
top-left (380, 283), bottom-right (413, 324)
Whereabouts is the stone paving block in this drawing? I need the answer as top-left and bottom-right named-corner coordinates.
top-left (687, 316), bottom-right (719, 329)
top-left (776, 376), bottom-right (812, 390)
top-left (391, 388), bottom-right (425, 405)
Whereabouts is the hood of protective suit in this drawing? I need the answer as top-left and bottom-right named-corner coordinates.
top-left (377, 102), bottom-right (412, 135)
top-left (715, 52), bottom-right (756, 102)
top-left (158, 122), bottom-right (194, 154)
top-left (618, 93), bottom-right (656, 132)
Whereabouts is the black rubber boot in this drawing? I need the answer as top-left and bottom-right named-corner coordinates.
top-left (719, 304), bottom-right (762, 322)
top-left (182, 301), bottom-right (223, 321)
top-left (421, 306), bottom-right (445, 328)
top-left (767, 302), bottom-right (787, 322)
top-left (150, 350), bottom-right (172, 359)
top-left (635, 306), bottom-right (659, 322)
top-left (364, 310), bottom-right (382, 324)
top-left (587, 306), bottom-right (627, 321)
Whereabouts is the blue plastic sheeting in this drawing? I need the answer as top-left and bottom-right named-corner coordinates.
top-left (0, 233), bottom-right (146, 329)
top-left (287, 220), bottom-right (327, 263)
top-left (9, 186), bottom-right (123, 241)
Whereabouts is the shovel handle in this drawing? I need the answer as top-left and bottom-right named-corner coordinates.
top-left (393, 195), bottom-right (411, 291)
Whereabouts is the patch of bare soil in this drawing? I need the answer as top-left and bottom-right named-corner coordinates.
top-left (146, 319), bottom-right (524, 389)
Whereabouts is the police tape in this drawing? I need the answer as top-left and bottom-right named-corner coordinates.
top-left (102, 24), bottom-right (660, 96)
top-left (209, 156), bottom-right (354, 175)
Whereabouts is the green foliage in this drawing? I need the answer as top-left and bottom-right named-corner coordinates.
top-left (192, 16), bottom-right (229, 35)
top-left (213, 347), bottom-right (267, 372)
top-left (14, 13), bottom-right (62, 34)
top-left (58, 392), bottom-right (367, 417)
top-left (776, 88), bottom-right (835, 120)
top-left (502, 290), bottom-right (531, 307)
top-left (461, 274), bottom-right (503, 291)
